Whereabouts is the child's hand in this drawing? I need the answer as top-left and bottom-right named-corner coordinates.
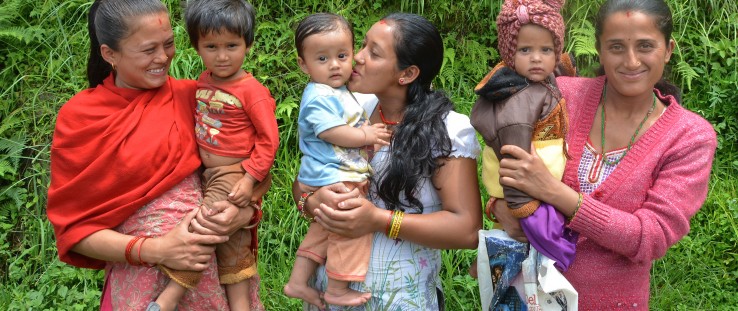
top-left (361, 122), bottom-right (391, 147)
top-left (229, 174), bottom-right (257, 207)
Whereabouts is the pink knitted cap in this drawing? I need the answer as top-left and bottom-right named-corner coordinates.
top-left (496, 0), bottom-right (565, 69)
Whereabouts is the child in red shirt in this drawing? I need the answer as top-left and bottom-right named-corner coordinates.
top-left (152, 1), bottom-right (278, 310)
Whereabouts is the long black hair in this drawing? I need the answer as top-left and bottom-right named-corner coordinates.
top-left (373, 13), bottom-right (454, 212)
top-left (595, 0), bottom-right (681, 102)
top-left (87, 0), bottom-right (167, 88)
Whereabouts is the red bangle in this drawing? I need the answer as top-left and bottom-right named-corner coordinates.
top-left (125, 236), bottom-right (143, 266)
top-left (137, 237), bottom-right (154, 267)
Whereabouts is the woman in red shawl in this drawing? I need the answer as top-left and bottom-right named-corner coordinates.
top-left (46, 0), bottom-right (266, 309)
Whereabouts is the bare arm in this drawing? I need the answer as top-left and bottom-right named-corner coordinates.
top-left (318, 123), bottom-right (390, 148)
top-left (394, 157), bottom-right (483, 249)
top-left (72, 209), bottom-right (227, 271)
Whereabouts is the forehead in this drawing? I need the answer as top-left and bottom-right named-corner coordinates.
top-left (601, 11), bottom-right (663, 40)
top-left (127, 12), bottom-right (172, 36)
top-left (302, 30), bottom-right (354, 53)
top-left (517, 24), bottom-right (555, 42)
top-left (199, 29), bottom-right (244, 41)
top-left (365, 22), bottom-right (395, 49)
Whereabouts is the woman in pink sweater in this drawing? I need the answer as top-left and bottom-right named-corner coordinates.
top-left (491, 0), bottom-right (717, 309)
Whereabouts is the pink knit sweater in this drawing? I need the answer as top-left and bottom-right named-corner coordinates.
top-left (557, 76), bottom-right (716, 310)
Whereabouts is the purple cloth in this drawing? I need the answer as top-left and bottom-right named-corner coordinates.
top-left (520, 202), bottom-right (579, 271)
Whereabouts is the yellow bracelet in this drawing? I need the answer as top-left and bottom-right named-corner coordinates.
top-left (389, 214), bottom-right (399, 239)
top-left (389, 210), bottom-right (404, 239)
top-left (568, 192), bottom-right (583, 222)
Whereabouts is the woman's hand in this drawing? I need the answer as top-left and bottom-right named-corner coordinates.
top-left (192, 200), bottom-right (254, 236)
top-left (195, 173), bottom-right (272, 235)
top-left (148, 208), bottom-right (228, 271)
top-left (313, 196), bottom-right (384, 238)
top-left (491, 199), bottom-right (528, 243)
top-left (499, 143), bottom-right (557, 200)
top-left (293, 180), bottom-right (356, 216)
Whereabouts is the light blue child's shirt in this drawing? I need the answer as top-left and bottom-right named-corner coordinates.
top-left (297, 82), bottom-right (371, 187)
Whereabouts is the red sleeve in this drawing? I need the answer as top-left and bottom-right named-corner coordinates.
top-left (240, 93), bottom-right (279, 181)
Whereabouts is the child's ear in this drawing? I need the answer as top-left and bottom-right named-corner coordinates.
top-left (399, 65), bottom-right (420, 85)
top-left (297, 56), bottom-right (310, 75)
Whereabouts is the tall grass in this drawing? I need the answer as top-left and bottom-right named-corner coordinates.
top-left (1, 0), bottom-right (736, 310)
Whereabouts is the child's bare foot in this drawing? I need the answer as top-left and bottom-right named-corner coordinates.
top-left (323, 287), bottom-right (371, 307)
top-left (284, 283), bottom-right (325, 308)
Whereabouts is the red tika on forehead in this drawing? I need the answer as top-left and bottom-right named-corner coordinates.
top-left (379, 19), bottom-right (386, 24)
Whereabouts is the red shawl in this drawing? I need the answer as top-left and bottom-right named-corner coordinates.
top-left (47, 75), bottom-right (201, 269)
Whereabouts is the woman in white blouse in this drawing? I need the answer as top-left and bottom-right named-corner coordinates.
top-left (295, 13), bottom-right (483, 310)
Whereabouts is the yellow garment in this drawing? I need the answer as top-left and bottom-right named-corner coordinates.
top-left (481, 138), bottom-right (566, 199)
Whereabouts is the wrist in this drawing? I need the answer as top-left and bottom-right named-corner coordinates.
top-left (243, 204), bottom-right (262, 229)
top-left (361, 126), bottom-right (368, 145)
top-left (567, 192), bottom-right (583, 223)
top-left (297, 191), bottom-right (316, 220)
top-left (140, 237), bottom-right (162, 265)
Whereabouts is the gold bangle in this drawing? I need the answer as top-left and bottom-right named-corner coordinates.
top-left (568, 192), bottom-right (583, 222)
top-left (389, 210), bottom-right (404, 239)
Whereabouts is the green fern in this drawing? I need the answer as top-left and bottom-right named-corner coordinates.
top-left (568, 20), bottom-right (597, 57)
top-left (0, 0), bottom-right (23, 25)
top-left (0, 135), bottom-right (25, 178)
top-left (674, 60), bottom-right (699, 91)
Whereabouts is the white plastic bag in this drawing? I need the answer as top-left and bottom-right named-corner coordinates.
top-left (478, 229), bottom-right (578, 311)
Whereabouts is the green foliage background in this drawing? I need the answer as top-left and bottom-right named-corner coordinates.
top-left (1, 0), bottom-right (736, 309)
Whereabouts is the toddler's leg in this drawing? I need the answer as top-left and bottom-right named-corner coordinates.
top-left (226, 281), bottom-right (251, 311)
top-left (285, 223), bottom-right (329, 308)
top-left (284, 256), bottom-right (324, 308)
top-left (324, 278), bottom-right (371, 306)
top-left (217, 228), bottom-right (258, 310)
top-left (323, 229), bottom-right (372, 306)
top-left (153, 281), bottom-right (187, 311)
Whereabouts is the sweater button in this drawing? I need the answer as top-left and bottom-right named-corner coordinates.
top-left (633, 303), bottom-right (638, 308)
top-left (617, 302), bottom-right (623, 307)
top-left (594, 191), bottom-right (602, 199)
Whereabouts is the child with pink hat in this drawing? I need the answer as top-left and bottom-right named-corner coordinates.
top-left (471, 0), bottom-right (579, 300)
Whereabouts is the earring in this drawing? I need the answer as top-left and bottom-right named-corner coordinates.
top-left (399, 78), bottom-right (405, 85)
top-left (111, 63), bottom-right (117, 71)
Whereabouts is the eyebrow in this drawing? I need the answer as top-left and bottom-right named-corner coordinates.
top-left (604, 37), bottom-right (657, 44)
top-left (139, 35), bottom-right (175, 47)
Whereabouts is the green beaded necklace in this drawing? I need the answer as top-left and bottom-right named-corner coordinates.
top-left (599, 86), bottom-right (656, 165)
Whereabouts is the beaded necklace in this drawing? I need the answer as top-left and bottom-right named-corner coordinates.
top-left (378, 105), bottom-right (400, 125)
top-left (599, 87), bottom-right (656, 165)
